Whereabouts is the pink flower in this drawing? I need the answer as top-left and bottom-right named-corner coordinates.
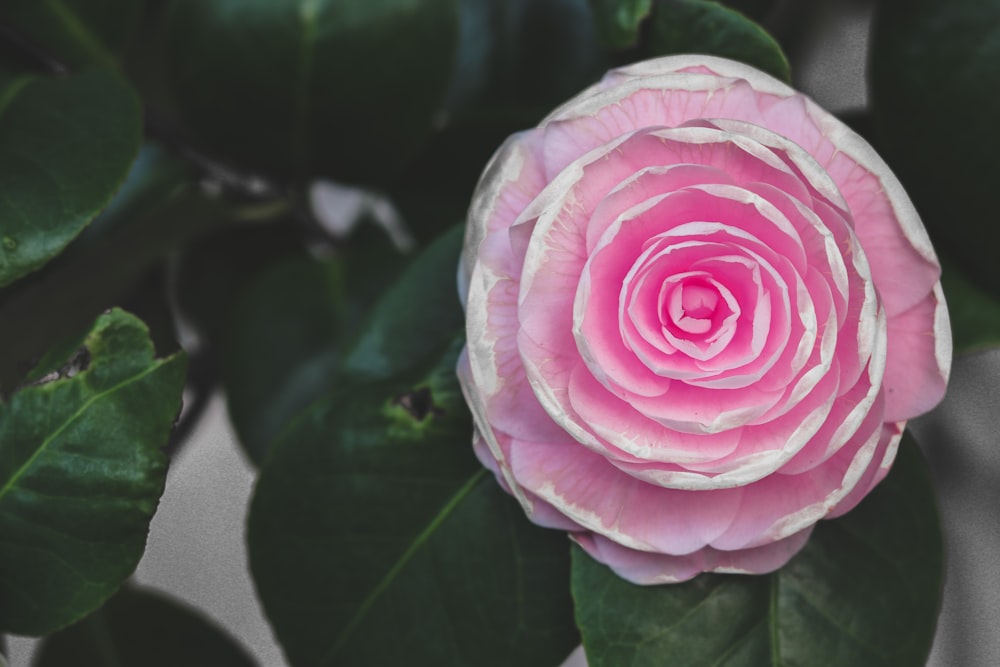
top-left (457, 56), bottom-right (951, 583)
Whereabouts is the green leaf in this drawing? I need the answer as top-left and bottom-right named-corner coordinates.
top-left (33, 585), bottom-right (256, 667)
top-left (223, 258), bottom-right (347, 465)
top-left (173, 218), bottom-right (306, 348)
top-left (248, 341), bottom-right (579, 666)
top-left (587, 0), bottom-right (652, 48)
top-left (0, 69), bottom-right (141, 287)
top-left (572, 436), bottom-right (943, 666)
top-left (871, 0), bottom-right (1000, 298)
top-left (221, 217), bottom-right (409, 464)
top-left (0, 309), bottom-right (186, 636)
top-left (642, 0), bottom-right (790, 83)
top-left (0, 0), bottom-right (141, 70)
top-left (447, 0), bottom-right (610, 118)
top-left (940, 256), bottom-right (1000, 353)
top-left (343, 224), bottom-right (465, 379)
top-left (164, 0), bottom-right (459, 183)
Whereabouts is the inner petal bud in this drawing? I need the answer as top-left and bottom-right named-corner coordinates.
top-left (667, 280), bottom-right (719, 334)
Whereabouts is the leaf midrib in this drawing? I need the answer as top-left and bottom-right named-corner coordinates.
top-left (0, 359), bottom-right (165, 505)
top-left (322, 468), bottom-right (487, 664)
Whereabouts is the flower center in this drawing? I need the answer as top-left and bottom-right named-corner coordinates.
top-left (667, 280), bottom-right (719, 334)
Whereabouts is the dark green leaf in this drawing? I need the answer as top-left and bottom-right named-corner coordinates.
top-left (0, 0), bottom-right (140, 70)
top-left (81, 143), bottom-right (194, 243)
top-left (248, 341), bottom-right (578, 666)
top-left (448, 0), bottom-right (610, 118)
top-left (164, 0), bottom-right (459, 183)
top-left (223, 258), bottom-right (347, 465)
top-left (720, 0), bottom-right (776, 22)
top-left (573, 436), bottom-right (943, 666)
top-left (0, 69), bottom-right (141, 287)
top-left (940, 257), bottom-right (1000, 354)
top-left (173, 218), bottom-right (305, 348)
top-left (0, 185), bottom-right (230, 393)
top-left (587, 0), bottom-right (652, 48)
top-left (343, 224), bottom-right (465, 379)
top-left (871, 0), bottom-right (1000, 298)
top-left (642, 0), bottom-right (790, 83)
top-left (0, 309), bottom-right (186, 635)
top-left (33, 585), bottom-right (256, 667)
top-left (221, 217), bottom-right (408, 464)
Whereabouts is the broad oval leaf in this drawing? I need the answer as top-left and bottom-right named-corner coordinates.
top-left (34, 585), bottom-right (256, 667)
top-left (342, 224), bottom-right (464, 379)
top-left (164, 0), bottom-right (459, 184)
top-left (221, 218), bottom-right (411, 465)
top-left (0, 69), bottom-right (141, 287)
top-left (248, 341), bottom-right (579, 666)
top-left (0, 309), bottom-right (186, 635)
top-left (871, 0), bottom-right (1000, 298)
top-left (0, 0), bottom-right (141, 70)
top-left (223, 258), bottom-right (346, 465)
top-left (572, 437), bottom-right (943, 666)
top-left (587, 0), bottom-right (652, 48)
top-left (642, 0), bottom-right (790, 83)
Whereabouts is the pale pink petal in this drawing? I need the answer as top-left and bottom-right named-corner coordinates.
top-left (882, 283), bottom-right (952, 422)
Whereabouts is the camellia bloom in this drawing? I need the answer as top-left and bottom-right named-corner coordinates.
top-left (457, 55), bottom-right (951, 583)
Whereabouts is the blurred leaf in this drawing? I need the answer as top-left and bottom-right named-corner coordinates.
top-left (223, 258), bottom-right (347, 465)
top-left (642, 0), bottom-right (790, 82)
top-left (720, 0), bottom-right (776, 22)
top-left (0, 309), bottom-right (186, 635)
top-left (173, 218), bottom-right (305, 347)
top-left (394, 0), bottom-right (612, 240)
top-left (164, 0), bottom-right (459, 184)
top-left (82, 143), bottom-right (193, 242)
top-left (871, 0), bottom-right (1000, 298)
top-left (587, 0), bottom-right (652, 48)
top-left (0, 69), bottom-right (141, 287)
top-left (221, 218), bottom-right (408, 465)
top-left (573, 436), bottom-right (943, 666)
top-left (940, 257), bottom-right (1000, 353)
top-left (0, 0), bottom-right (140, 70)
top-left (448, 0), bottom-right (610, 118)
top-left (248, 340), bottom-right (579, 666)
top-left (342, 224), bottom-right (464, 379)
top-left (34, 585), bottom-right (256, 667)
top-left (0, 184), bottom-right (229, 393)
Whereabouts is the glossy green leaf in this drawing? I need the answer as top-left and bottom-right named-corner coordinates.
top-left (248, 341), bottom-right (578, 666)
top-left (164, 0), bottom-right (459, 183)
top-left (0, 0), bottom-right (141, 70)
top-left (0, 309), bottom-right (186, 635)
top-left (0, 184), bottom-right (231, 394)
top-left (940, 257), bottom-right (1000, 354)
top-left (221, 217), bottom-right (409, 464)
top-left (343, 224), bottom-right (464, 379)
top-left (223, 258), bottom-right (347, 465)
top-left (587, 0), bottom-right (652, 48)
top-left (573, 437), bottom-right (943, 666)
top-left (0, 69), bottom-right (141, 287)
top-left (642, 0), bottom-right (790, 83)
top-left (34, 585), bottom-right (256, 667)
top-left (871, 0), bottom-right (1000, 298)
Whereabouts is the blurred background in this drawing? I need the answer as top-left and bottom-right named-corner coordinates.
top-left (5, 0), bottom-right (999, 664)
